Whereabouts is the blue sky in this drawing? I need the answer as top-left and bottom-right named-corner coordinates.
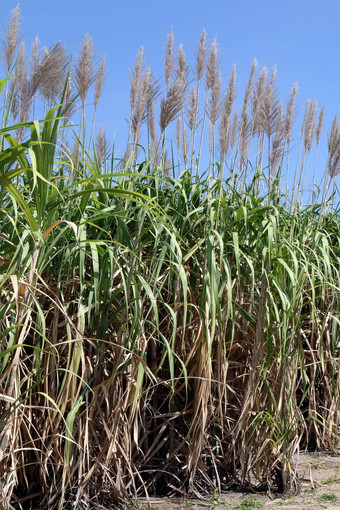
top-left (1, 0), bottom-right (340, 187)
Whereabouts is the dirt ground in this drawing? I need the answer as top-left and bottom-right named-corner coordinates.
top-left (135, 453), bottom-right (340, 510)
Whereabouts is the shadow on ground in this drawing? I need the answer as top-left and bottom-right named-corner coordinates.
top-left (134, 453), bottom-right (340, 510)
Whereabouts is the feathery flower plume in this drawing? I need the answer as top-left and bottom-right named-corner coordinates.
top-left (70, 138), bottom-right (80, 166)
top-left (205, 37), bottom-right (219, 90)
top-left (195, 29), bottom-right (207, 81)
top-left (2, 5), bottom-right (21, 74)
top-left (164, 28), bottom-right (174, 88)
top-left (160, 75), bottom-right (187, 133)
top-left (132, 67), bottom-right (153, 144)
top-left (40, 43), bottom-right (68, 106)
top-left (292, 99), bottom-right (311, 200)
top-left (285, 82), bottom-right (298, 143)
top-left (316, 106), bottom-right (325, 146)
top-left (163, 149), bottom-right (172, 176)
top-left (94, 55), bottom-right (106, 110)
top-left (219, 64), bottom-right (236, 152)
top-left (18, 76), bottom-right (32, 141)
top-left (219, 67), bottom-right (236, 160)
top-left (182, 122), bottom-right (188, 162)
top-left (257, 81), bottom-right (281, 138)
top-left (269, 64), bottom-right (277, 86)
top-left (14, 42), bottom-right (31, 130)
top-left (242, 58), bottom-right (257, 114)
top-left (74, 33), bottom-right (96, 104)
top-left (63, 75), bottom-right (77, 125)
top-left (16, 42), bottom-right (26, 91)
top-left (219, 113), bottom-right (229, 160)
top-left (327, 115), bottom-right (340, 178)
top-left (208, 71), bottom-right (222, 126)
top-left (174, 45), bottom-right (189, 112)
top-left (252, 66), bottom-right (267, 135)
top-left (130, 47), bottom-right (144, 111)
top-left (304, 99), bottom-right (317, 151)
top-left (176, 44), bottom-right (187, 83)
top-left (300, 99), bottom-right (310, 138)
top-left (147, 97), bottom-right (157, 155)
top-left (187, 86), bottom-right (198, 131)
top-left (270, 104), bottom-right (285, 172)
top-left (230, 109), bottom-right (239, 150)
top-left (96, 124), bottom-right (107, 167)
top-left (144, 74), bottom-right (159, 151)
top-left (312, 106), bottom-right (325, 191)
top-left (225, 65), bottom-right (237, 119)
top-left (30, 36), bottom-right (40, 77)
top-left (239, 109), bottom-right (251, 162)
top-left (11, 41), bottom-right (26, 121)
top-left (239, 59), bottom-right (257, 154)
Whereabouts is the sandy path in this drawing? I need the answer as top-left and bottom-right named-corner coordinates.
top-left (134, 452), bottom-right (340, 510)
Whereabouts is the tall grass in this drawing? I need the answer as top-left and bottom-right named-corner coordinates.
top-left (0, 6), bottom-right (339, 509)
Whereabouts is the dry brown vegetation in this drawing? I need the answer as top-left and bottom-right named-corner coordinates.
top-left (0, 6), bottom-right (339, 510)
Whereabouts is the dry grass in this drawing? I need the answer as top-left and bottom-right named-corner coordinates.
top-left (0, 6), bottom-right (339, 510)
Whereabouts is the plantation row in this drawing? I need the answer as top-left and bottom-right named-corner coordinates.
top-left (0, 6), bottom-right (339, 510)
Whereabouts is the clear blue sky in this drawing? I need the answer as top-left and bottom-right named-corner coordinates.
top-left (2, 0), bottom-right (340, 187)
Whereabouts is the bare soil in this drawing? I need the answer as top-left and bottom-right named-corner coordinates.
top-left (135, 453), bottom-right (340, 510)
